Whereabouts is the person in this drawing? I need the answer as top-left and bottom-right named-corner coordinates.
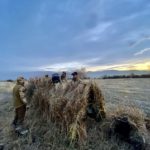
top-left (12, 76), bottom-right (27, 128)
top-left (71, 72), bottom-right (81, 83)
top-left (45, 74), bottom-right (49, 78)
top-left (70, 71), bottom-right (87, 89)
top-left (52, 73), bottom-right (61, 84)
top-left (61, 72), bottom-right (67, 82)
top-left (43, 74), bottom-right (51, 85)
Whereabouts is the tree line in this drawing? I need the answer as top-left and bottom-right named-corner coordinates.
top-left (102, 74), bottom-right (150, 79)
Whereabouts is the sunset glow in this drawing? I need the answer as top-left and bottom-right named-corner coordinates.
top-left (87, 61), bottom-right (150, 72)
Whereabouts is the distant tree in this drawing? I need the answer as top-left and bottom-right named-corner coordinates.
top-left (6, 79), bottom-right (14, 82)
top-left (103, 75), bottom-right (108, 79)
top-left (101, 73), bottom-right (150, 79)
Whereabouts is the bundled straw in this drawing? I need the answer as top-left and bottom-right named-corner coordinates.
top-left (26, 78), bottom-right (106, 143)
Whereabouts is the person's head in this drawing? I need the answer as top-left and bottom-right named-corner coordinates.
top-left (71, 72), bottom-right (79, 81)
top-left (45, 74), bottom-right (49, 78)
top-left (62, 71), bottom-right (66, 75)
top-left (17, 76), bottom-right (25, 85)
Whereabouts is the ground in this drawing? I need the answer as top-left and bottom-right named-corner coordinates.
top-left (98, 78), bottom-right (150, 117)
top-left (0, 79), bottom-right (150, 150)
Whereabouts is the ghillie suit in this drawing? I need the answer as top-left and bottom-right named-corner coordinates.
top-left (109, 115), bottom-right (146, 150)
top-left (26, 78), bottom-right (106, 143)
top-left (26, 77), bottom-right (52, 97)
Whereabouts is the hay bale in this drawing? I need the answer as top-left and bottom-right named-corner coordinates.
top-left (26, 78), bottom-right (106, 142)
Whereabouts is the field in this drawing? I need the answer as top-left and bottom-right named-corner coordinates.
top-left (0, 78), bottom-right (150, 150)
top-left (98, 78), bottom-right (150, 117)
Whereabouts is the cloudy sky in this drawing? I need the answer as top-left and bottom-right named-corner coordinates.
top-left (0, 0), bottom-right (150, 73)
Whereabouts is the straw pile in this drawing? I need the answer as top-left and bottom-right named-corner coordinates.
top-left (26, 78), bottom-right (106, 143)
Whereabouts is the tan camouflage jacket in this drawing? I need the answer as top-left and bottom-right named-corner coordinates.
top-left (13, 84), bottom-right (27, 108)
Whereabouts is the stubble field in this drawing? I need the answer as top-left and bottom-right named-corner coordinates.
top-left (0, 78), bottom-right (150, 150)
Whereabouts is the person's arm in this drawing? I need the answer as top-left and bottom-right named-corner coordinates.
top-left (19, 86), bottom-right (27, 104)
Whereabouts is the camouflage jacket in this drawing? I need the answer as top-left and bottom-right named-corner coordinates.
top-left (13, 84), bottom-right (27, 108)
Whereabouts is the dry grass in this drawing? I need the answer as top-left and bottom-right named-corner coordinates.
top-left (0, 79), bottom-right (150, 150)
top-left (26, 78), bottom-right (106, 144)
top-left (23, 78), bottom-right (150, 149)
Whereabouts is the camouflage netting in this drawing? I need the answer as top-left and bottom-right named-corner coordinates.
top-left (26, 78), bottom-right (106, 143)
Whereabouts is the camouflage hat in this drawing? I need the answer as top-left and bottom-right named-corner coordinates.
top-left (17, 76), bottom-right (24, 82)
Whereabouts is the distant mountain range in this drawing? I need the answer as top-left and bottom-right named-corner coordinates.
top-left (0, 70), bottom-right (150, 80)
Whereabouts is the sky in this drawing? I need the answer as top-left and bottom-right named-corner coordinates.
top-left (0, 0), bottom-right (150, 75)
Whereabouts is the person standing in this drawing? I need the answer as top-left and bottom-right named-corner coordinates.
top-left (61, 71), bottom-right (67, 82)
top-left (71, 72), bottom-right (82, 83)
top-left (12, 77), bottom-right (27, 128)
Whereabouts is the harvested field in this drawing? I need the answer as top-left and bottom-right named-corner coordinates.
top-left (97, 78), bottom-right (150, 117)
top-left (0, 79), bottom-right (150, 150)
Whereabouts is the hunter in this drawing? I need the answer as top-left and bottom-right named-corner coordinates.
top-left (71, 72), bottom-right (82, 83)
top-left (61, 71), bottom-right (67, 82)
top-left (12, 76), bottom-right (27, 128)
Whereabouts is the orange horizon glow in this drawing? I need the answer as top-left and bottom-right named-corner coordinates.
top-left (86, 61), bottom-right (150, 72)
